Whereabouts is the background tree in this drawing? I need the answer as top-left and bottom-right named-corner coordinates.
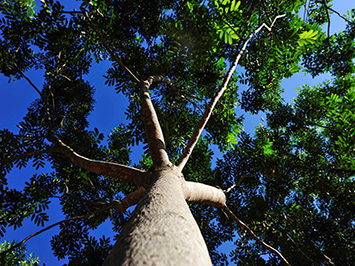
top-left (0, 0), bottom-right (354, 265)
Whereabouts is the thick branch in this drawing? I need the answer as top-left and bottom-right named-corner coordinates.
top-left (54, 138), bottom-right (149, 187)
top-left (222, 205), bottom-right (291, 266)
top-left (177, 15), bottom-right (286, 171)
top-left (0, 147), bottom-right (60, 164)
top-left (80, 6), bottom-right (140, 84)
top-left (139, 76), bottom-right (171, 168)
top-left (183, 181), bottom-right (226, 207)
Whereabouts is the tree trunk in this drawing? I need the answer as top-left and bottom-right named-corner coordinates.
top-left (103, 167), bottom-right (212, 265)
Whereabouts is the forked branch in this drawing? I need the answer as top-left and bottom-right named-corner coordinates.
top-left (222, 205), bottom-right (291, 266)
top-left (176, 14), bottom-right (286, 171)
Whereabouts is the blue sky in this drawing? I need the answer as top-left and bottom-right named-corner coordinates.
top-left (0, 0), bottom-right (353, 264)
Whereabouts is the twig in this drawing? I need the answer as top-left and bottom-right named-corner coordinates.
top-left (202, 206), bottom-right (212, 231)
top-left (321, 251), bottom-right (335, 265)
top-left (113, 187), bottom-right (146, 212)
top-left (176, 14), bottom-right (286, 171)
top-left (0, 147), bottom-right (60, 164)
top-left (328, 7), bottom-right (352, 24)
top-left (0, 186), bottom-right (145, 258)
top-left (322, 0), bottom-right (331, 37)
top-left (61, 11), bottom-right (83, 14)
top-left (12, 63), bottom-right (42, 98)
top-left (158, 76), bottom-right (203, 112)
top-left (222, 204), bottom-right (291, 266)
top-left (223, 174), bottom-right (254, 193)
top-left (58, 187), bottom-right (145, 211)
top-left (0, 204), bottom-right (113, 257)
top-left (286, 233), bottom-right (314, 263)
top-left (53, 195), bottom-right (106, 206)
top-left (80, 6), bottom-right (140, 84)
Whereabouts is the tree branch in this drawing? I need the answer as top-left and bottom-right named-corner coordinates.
top-left (327, 6), bottom-right (352, 24)
top-left (285, 233), bottom-right (315, 264)
top-left (223, 174), bottom-right (254, 193)
top-left (54, 138), bottom-right (150, 187)
top-left (0, 204), bottom-right (113, 258)
top-left (12, 62), bottom-right (43, 98)
top-left (222, 204), bottom-right (291, 266)
top-left (152, 75), bottom-right (202, 111)
top-left (113, 187), bottom-right (146, 212)
top-left (0, 147), bottom-right (60, 164)
top-left (81, 7), bottom-right (171, 168)
top-left (183, 181), bottom-right (226, 207)
top-left (321, 251), bottom-right (335, 265)
top-left (322, 0), bottom-right (331, 37)
top-left (290, 161), bottom-right (355, 175)
top-left (54, 195), bottom-right (106, 206)
top-left (0, 187), bottom-right (145, 258)
top-left (0, 185), bottom-right (145, 256)
top-left (176, 14), bottom-right (286, 171)
top-left (139, 76), bottom-right (171, 169)
top-left (80, 5), bottom-right (140, 84)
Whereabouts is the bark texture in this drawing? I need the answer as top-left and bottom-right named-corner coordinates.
top-left (103, 167), bottom-right (212, 266)
top-left (183, 181), bottom-right (226, 207)
top-left (139, 77), bottom-right (170, 168)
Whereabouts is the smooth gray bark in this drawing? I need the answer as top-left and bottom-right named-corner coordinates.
top-left (103, 167), bottom-right (212, 266)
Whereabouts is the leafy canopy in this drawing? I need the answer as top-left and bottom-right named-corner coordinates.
top-left (0, 0), bottom-right (355, 265)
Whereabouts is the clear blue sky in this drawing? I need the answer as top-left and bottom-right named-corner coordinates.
top-left (0, 0), bottom-right (353, 264)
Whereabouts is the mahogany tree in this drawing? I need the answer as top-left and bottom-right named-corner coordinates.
top-left (0, 0), bottom-right (354, 265)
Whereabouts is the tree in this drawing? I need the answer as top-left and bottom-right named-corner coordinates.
top-left (0, 0), bottom-right (354, 265)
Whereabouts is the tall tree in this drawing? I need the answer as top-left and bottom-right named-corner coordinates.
top-left (0, 0), bottom-right (354, 265)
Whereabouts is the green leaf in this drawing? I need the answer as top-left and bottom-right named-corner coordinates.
top-left (231, 0), bottom-right (241, 11)
top-left (216, 57), bottom-right (225, 67)
top-left (187, 1), bottom-right (193, 12)
top-left (262, 139), bottom-right (277, 156)
top-left (228, 34), bottom-right (233, 45)
top-left (298, 30), bottom-right (319, 47)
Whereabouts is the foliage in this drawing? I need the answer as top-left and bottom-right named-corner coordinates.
top-left (0, 0), bottom-right (354, 265)
top-left (217, 75), bottom-right (355, 264)
top-left (0, 241), bottom-right (40, 265)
